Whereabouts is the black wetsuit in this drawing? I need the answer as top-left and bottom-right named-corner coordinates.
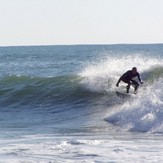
top-left (117, 70), bottom-right (142, 93)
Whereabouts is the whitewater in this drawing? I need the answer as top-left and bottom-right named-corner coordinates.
top-left (0, 44), bottom-right (163, 162)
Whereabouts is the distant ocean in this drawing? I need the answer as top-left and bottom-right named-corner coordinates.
top-left (0, 44), bottom-right (163, 162)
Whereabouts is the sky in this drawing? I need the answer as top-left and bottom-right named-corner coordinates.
top-left (0, 0), bottom-right (163, 46)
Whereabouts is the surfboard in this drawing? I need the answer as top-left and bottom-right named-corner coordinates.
top-left (116, 91), bottom-right (135, 98)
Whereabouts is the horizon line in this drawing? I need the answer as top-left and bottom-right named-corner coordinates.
top-left (0, 42), bottom-right (163, 48)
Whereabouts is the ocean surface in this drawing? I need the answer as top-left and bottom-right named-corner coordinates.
top-left (0, 44), bottom-right (163, 162)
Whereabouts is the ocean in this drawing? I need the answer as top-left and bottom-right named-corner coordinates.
top-left (0, 44), bottom-right (163, 162)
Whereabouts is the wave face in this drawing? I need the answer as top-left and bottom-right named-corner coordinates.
top-left (0, 45), bottom-right (163, 134)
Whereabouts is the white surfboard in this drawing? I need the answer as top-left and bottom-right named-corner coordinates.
top-left (116, 91), bottom-right (135, 98)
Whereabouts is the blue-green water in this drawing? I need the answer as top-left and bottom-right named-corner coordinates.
top-left (0, 44), bottom-right (163, 162)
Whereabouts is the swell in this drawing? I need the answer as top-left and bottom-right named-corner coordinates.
top-left (0, 75), bottom-right (105, 110)
top-left (0, 65), bottom-right (163, 110)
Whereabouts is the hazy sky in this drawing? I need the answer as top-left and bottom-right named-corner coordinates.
top-left (0, 0), bottom-right (163, 46)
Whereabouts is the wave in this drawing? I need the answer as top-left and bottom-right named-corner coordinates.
top-left (0, 56), bottom-right (163, 108)
top-left (0, 75), bottom-right (105, 110)
top-left (79, 55), bottom-right (163, 134)
top-left (1, 54), bottom-right (163, 134)
top-left (106, 77), bottom-right (163, 134)
top-left (105, 68), bottom-right (163, 134)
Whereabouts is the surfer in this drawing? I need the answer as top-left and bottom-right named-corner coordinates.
top-left (116, 67), bottom-right (143, 94)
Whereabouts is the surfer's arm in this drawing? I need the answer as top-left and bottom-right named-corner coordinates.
top-left (137, 73), bottom-right (143, 84)
top-left (116, 72), bottom-right (127, 87)
top-left (116, 77), bottom-right (122, 87)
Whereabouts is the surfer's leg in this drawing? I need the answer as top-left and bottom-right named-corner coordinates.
top-left (126, 82), bottom-right (131, 93)
top-left (131, 80), bottom-right (139, 93)
top-left (122, 79), bottom-right (131, 93)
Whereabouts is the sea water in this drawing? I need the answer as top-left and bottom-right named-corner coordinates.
top-left (0, 44), bottom-right (163, 162)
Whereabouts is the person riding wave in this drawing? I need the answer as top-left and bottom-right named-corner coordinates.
top-left (116, 67), bottom-right (143, 94)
